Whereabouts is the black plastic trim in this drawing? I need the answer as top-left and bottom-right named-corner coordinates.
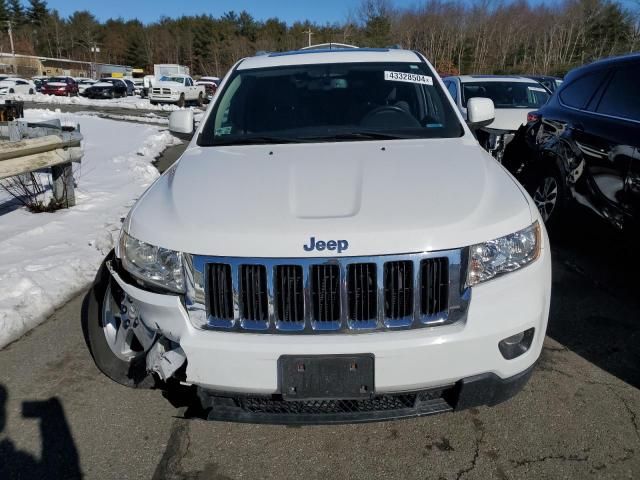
top-left (196, 363), bottom-right (536, 425)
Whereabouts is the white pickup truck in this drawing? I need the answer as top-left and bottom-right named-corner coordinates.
top-left (85, 46), bottom-right (551, 424)
top-left (148, 74), bottom-right (205, 107)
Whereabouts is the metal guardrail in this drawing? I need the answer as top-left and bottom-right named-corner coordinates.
top-left (0, 119), bottom-right (83, 208)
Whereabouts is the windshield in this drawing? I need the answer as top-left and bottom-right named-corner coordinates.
top-left (160, 76), bottom-right (185, 84)
top-left (49, 77), bottom-right (68, 83)
top-left (462, 82), bottom-right (549, 108)
top-left (201, 62), bottom-right (463, 146)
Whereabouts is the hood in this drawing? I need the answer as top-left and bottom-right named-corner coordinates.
top-left (126, 138), bottom-right (533, 257)
top-left (489, 109), bottom-right (530, 131)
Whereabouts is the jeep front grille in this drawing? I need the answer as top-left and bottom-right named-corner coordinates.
top-left (184, 250), bottom-right (469, 333)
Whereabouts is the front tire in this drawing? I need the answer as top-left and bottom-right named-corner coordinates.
top-left (177, 93), bottom-right (185, 108)
top-left (529, 163), bottom-right (567, 227)
top-left (197, 92), bottom-right (203, 107)
top-left (84, 255), bottom-right (155, 388)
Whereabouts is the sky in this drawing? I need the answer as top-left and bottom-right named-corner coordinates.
top-left (34, 0), bottom-right (381, 24)
top-left (25, 0), bottom-right (560, 25)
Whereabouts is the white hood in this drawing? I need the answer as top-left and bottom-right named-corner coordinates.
top-left (488, 109), bottom-right (530, 131)
top-left (126, 138), bottom-right (533, 257)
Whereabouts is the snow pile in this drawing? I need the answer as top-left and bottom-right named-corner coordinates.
top-left (0, 109), bottom-right (181, 348)
top-left (4, 92), bottom-right (195, 112)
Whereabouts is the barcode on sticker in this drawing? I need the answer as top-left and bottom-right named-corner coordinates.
top-left (384, 71), bottom-right (433, 86)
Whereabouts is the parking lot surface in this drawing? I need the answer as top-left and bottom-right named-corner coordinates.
top-left (0, 207), bottom-right (638, 479)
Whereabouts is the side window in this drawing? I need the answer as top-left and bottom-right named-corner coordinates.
top-left (185, 78), bottom-right (193, 87)
top-left (595, 65), bottom-right (640, 122)
top-left (559, 69), bottom-right (608, 109)
top-left (447, 82), bottom-right (458, 103)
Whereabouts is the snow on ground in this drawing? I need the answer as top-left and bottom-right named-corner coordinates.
top-left (3, 92), bottom-right (197, 112)
top-left (0, 109), bottom-right (181, 348)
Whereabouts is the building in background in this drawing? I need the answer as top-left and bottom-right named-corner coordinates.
top-left (0, 53), bottom-right (132, 79)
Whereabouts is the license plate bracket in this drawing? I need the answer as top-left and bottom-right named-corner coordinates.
top-left (279, 354), bottom-right (374, 400)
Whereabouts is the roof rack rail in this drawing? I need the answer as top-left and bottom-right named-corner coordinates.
top-left (300, 43), bottom-right (359, 51)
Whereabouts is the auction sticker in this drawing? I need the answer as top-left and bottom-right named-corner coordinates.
top-left (528, 86), bottom-right (547, 93)
top-left (385, 71), bottom-right (433, 86)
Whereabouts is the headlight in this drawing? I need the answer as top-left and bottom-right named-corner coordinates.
top-left (467, 222), bottom-right (541, 286)
top-left (118, 231), bottom-right (185, 293)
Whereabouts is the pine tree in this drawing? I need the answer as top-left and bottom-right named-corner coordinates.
top-left (28, 0), bottom-right (48, 27)
top-left (8, 0), bottom-right (24, 26)
top-left (0, 1), bottom-right (9, 24)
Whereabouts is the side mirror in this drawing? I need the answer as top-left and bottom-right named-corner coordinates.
top-left (467, 97), bottom-right (495, 128)
top-left (169, 110), bottom-right (195, 141)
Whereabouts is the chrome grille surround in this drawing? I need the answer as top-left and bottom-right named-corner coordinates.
top-left (183, 249), bottom-right (470, 334)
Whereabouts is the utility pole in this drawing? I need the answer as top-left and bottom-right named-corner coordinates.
top-left (303, 28), bottom-right (313, 47)
top-left (6, 21), bottom-right (15, 56)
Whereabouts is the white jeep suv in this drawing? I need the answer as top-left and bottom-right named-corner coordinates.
top-left (85, 47), bottom-right (551, 424)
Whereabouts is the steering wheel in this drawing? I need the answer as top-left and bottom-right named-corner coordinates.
top-left (360, 105), bottom-right (421, 128)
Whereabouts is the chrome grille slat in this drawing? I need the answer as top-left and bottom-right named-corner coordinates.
top-left (189, 250), bottom-right (470, 334)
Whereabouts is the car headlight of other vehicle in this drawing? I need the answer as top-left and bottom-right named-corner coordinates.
top-left (467, 222), bottom-right (541, 286)
top-left (117, 231), bottom-right (185, 293)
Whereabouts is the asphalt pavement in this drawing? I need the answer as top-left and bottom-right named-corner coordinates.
top-left (1, 113), bottom-right (639, 478)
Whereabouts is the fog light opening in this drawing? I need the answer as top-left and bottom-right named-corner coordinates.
top-left (499, 328), bottom-right (535, 360)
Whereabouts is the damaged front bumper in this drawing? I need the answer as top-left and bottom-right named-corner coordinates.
top-left (104, 244), bottom-right (549, 423)
top-left (107, 261), bottom-right (188, 381)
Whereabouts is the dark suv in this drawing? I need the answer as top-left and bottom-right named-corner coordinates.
top-left (504, 54), bottom-right (640, 230)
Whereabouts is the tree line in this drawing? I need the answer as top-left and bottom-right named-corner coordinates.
top-left (0, 0), bottom-right (638, 77)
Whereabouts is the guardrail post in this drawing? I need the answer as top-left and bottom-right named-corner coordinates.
top-left (51, 163), bottom-right (75, 207)
top-left (8, 120), bottom-right (28, 141)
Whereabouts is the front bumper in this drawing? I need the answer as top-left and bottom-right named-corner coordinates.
top-left (108, 238), bottom-right (551, 400)
top-left (197, 363), bottom-right (536, 424)
top-left (149, 93), bottom-right (180, 103)
top-left (87, 90), bottom-right (114, 98)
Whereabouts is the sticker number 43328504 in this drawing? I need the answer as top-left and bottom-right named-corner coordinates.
top-left (384, 71), bottom-right (433, 86)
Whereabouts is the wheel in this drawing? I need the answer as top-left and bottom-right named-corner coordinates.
top-left (529, 163), bottom-right (567, 227)
top-left (9, 88), bottom-right (14, 94)
top-left (84, 255), bottom-right (156, 388)
top-left (29, 88), bottom-right (34, 94)
top-left (197, 92), bottom-right (203, 107)
top-left (177, 93), bottom-right (185, 108)
top-left (150, 101), bottom-right (158, 106)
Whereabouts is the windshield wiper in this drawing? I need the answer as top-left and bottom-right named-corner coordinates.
top-left (212, 135), bottom-right (308, 146)
top-left (302, 131), bottom-right (420, 141)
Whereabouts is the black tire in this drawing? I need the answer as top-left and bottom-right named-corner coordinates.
top-left (29, 88), bottom-right (34, 94)
top-left (196, 92), bottom-right (203, 107)
top-left (177, 93), bottom-right (185, 108)
top-left (83, 253), bottom-right (154, 388)
top-left (527, 161), bottom-right (568, 228)
top-left (9, 88), bottom-right (14, 93)
top-left (150, 100), bottom-right (158, 106)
